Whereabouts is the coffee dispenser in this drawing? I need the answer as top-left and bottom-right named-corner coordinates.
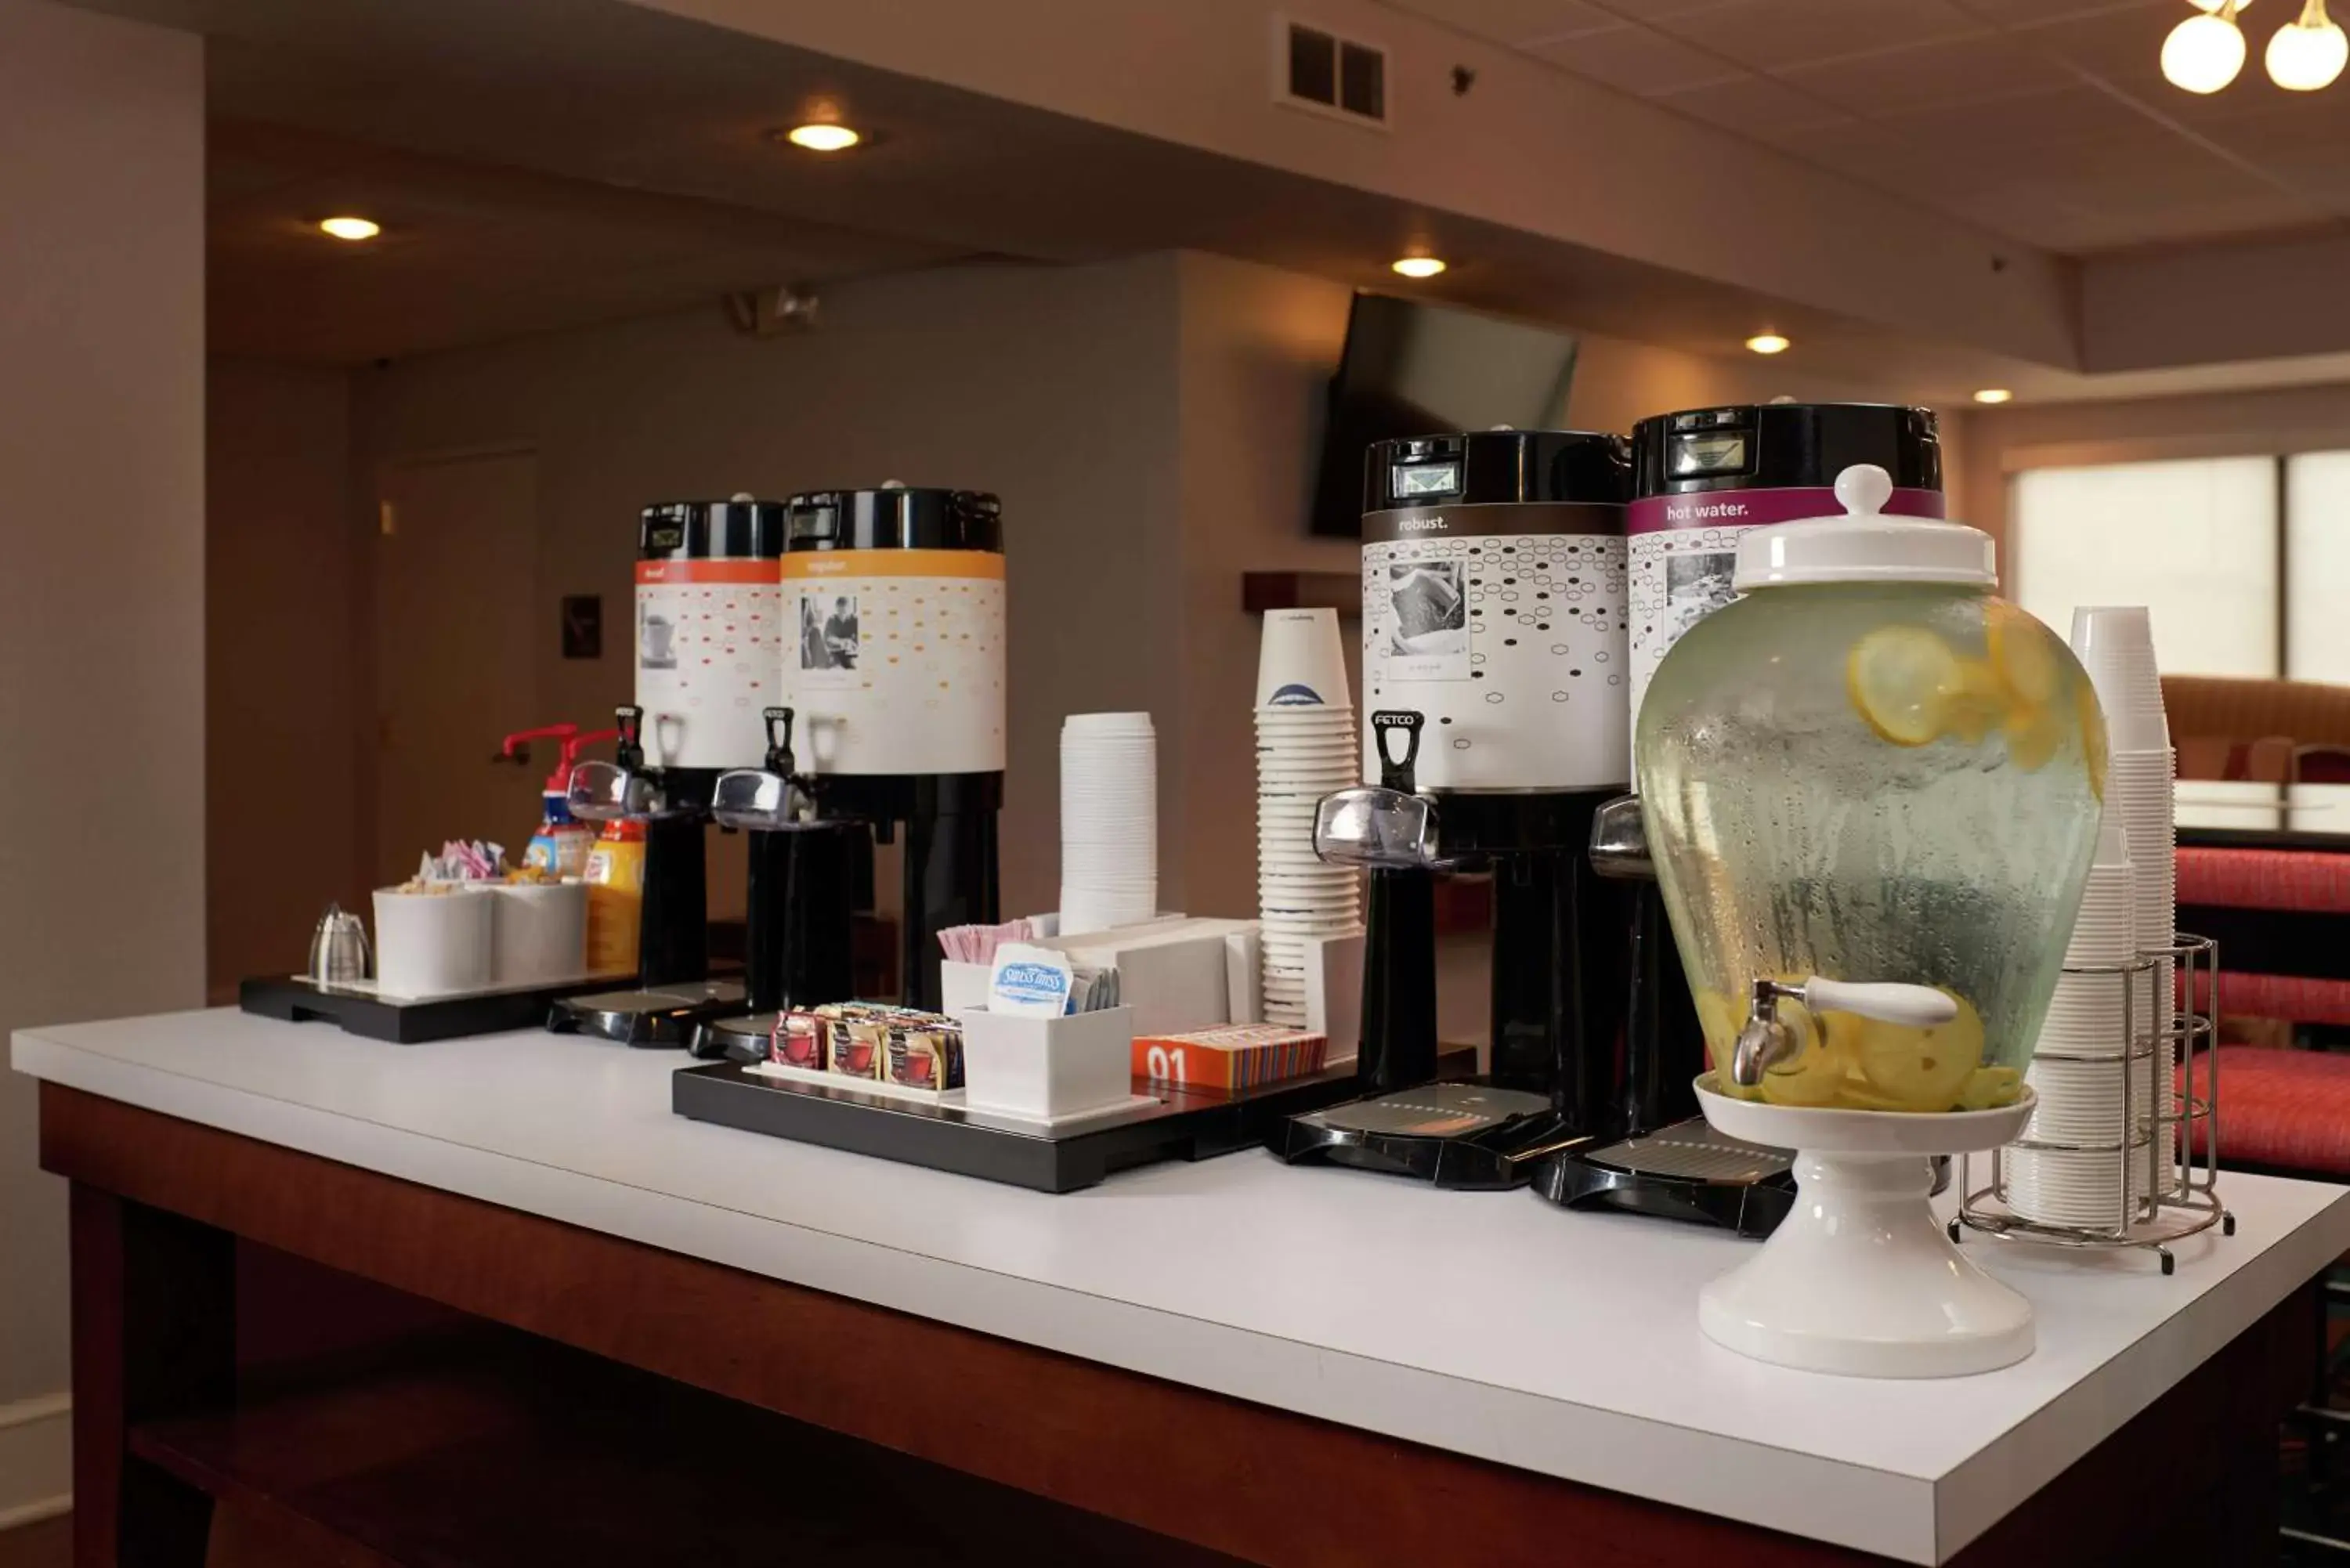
top-left (1531, 404), bottom-right (1949, 1224)
top-left (548, 497), bottom-right (786, 1046)
top-left (779, 485), bottom-right (1006, 1011)
top-left (1272, 429), bottom-right (1638, 1187)
top-left (690, 707), bottom-right (861, 1062)
top-left (549, 703), bottom-right (744, 1045)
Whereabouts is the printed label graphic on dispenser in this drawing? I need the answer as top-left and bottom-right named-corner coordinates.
top-left (1360, 504), bottom-right (1628, 793)
top-left (633, 558), bottom-right (782, 771)
top-left (780, 551), bottom-right (1007, 776)
top-left (1624, 486), bottom-right (1944, 746)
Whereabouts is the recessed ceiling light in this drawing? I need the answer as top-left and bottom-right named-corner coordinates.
top-left (1744, 333), bottom-right (1790, 356)
top-left (1973, 388), bottom-right (2014, 404)
top-left (786, 122), bottom-right (862, 152)
top-left (318, 215), bottom-right (381, 241)
top-left (1390, 255), bottom-right (1448, 279)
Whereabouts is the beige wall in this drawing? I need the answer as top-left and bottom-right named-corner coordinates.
top-left (0, 0), bottom-right (204, 1522)
top-left (351, 257), bottom-right (1187, 920)
top-left (1171, 255), bottom-right (1356, 917)
top-left (226, 252), bottom-right (1944, 947)
top-left (208, 360), bottom-right (363, 996)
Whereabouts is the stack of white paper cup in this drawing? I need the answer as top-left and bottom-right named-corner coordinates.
top-left (1060, 712), bottom-right (1158, 937)
top-left (1256, 609), bottom-right (1363, 1028)
top-left (2070, 605), bottom-right (2179, 1192)
top-left (2010, 822), bottom-right (2152, 1228)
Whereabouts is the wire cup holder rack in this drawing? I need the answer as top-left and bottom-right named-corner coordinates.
top-left (1953, 934), bottom-right (2232, 1275)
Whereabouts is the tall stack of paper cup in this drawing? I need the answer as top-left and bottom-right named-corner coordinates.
top-left (1060, 713), bottom-right (1158, 936)
top-left (1256, 609), bottom-right (1363, 1028)
top-left (2009, 822), bottom-right (2151, 1227)
top-left (2070, 605), bottom-right (2178, 1194)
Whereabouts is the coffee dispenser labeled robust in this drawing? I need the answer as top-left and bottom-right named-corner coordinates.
top-left (780, 485), bottom-right (1006, 1011)
top-left (1275, 429), bottom-right (1640, 1186)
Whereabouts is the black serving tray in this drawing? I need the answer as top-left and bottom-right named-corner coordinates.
top-left (672, 1053), bottom-right (1469, 1193)
top-left (240, 972), bottom-right (637, 1045)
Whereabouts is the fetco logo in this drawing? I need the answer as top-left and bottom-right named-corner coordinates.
top-left (1397, 514), bottom-right (1448, 533)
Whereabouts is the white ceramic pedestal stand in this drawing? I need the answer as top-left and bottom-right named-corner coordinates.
top-left (1694, 1078), bottom-right (2041, 1378)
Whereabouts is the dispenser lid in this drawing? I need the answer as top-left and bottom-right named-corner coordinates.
top-left (1363, 429), bottom-right (1631, 512)
top-left (784, 483), bottom-right (1002, 553)
top-left (1632, 401), bottom-right (1940, 500)
top-left (1733, 464), bottom-right (1994, 590)
top-left (639, 495), bottom-right (785, 561)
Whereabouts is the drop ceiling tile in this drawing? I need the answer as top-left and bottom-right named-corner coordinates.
top-left (1528, 23), bottom-right (1745, 92)
top-left (2016, 9), bottom-right (2290, 126)
top-left (1766, 119), bottom-right (2019, 200)
top-left (1954, 0), bottom-right (2175, 26)
top-left (1647, 72), bottom-right (1858, 146)
top-left (1642, 0), bottom-right (1982, 73)
top-left (1383, 0), bottom-right (1616, 47)
top-left (1778, 33), bottom-right (2081, 117)
top-left (2204, 104), bottom-right (2350, 208)
top-left (1864, 84), bottom-right (2161, 153)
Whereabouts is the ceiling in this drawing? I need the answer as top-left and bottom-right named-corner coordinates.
top-left (60, 0), bottom-right (2350, 401)
top-left (209, 122), bottom-right (964, 363)
top-left (1385, 0), bottom-right (2350, 255)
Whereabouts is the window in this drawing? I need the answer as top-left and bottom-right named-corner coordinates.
top-left (2288, 451), bottom-right (2350, 686)
top-left (2012, 450), bottom-right (2350, 682)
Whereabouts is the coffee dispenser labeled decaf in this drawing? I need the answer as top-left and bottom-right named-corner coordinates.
top-left (781, 484), bottom-right (1006, 1011)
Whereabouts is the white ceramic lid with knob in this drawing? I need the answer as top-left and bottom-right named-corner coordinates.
top-left (1733, 463), bottom-right (1995, 591)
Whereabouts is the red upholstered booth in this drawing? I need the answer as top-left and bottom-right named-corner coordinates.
top-left (2178, 847), bottom-right (2350, 1179)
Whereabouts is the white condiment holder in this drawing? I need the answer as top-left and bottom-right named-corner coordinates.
top-left (1303, 931), bottom-right (1363, 1066)
top-left (955, 1004), bottom-right (1136, 1122)
top-left (372, 886), bottom-right (494, 998)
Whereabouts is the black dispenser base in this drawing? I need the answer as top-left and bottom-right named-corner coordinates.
top-left (1531, 1119), bottom-right (1795, 1237)
top-left (1267, 1077), bottom-right (1589, 1190)
top-left (545, 981), bottom-right (746, 1048)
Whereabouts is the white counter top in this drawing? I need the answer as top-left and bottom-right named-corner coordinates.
top-left (16, 1009), bottom-right (2349, 1563)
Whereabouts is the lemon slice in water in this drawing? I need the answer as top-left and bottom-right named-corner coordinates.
top-left (1987, 602), bottom-right (2058, 705)
top-left (1847, 626), bottom-right (1960, 746)
top-left (1854, 993), bottom-right (1985, 1111)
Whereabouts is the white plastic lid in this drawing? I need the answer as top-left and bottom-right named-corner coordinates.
top-left (1732, 464), bottom-right (1996, 590)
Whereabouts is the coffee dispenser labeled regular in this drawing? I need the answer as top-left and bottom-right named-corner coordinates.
top-left (779, 485), bottom-right (1006, 1012)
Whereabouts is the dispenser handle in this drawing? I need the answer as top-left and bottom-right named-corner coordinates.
top-left (497, 723), bottom-right (578, 768)
top-left (1371, 710), bottom-right (1423, 793)
top-left (1730, 975), bottom-right (1958, 1086)
top-left (1801, 978), bottom-right (1958, 1029)
top-left (614, 705), bottom-right (645, 772)
top-left (763, 706), bottom-right (797, 777)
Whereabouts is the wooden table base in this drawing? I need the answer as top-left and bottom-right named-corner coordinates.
top-left (42, 1083), bottom-right (2308, 1568)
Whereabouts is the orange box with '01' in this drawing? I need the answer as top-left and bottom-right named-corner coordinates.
top-left (1132, 1024), bottom-right (1328, 1093)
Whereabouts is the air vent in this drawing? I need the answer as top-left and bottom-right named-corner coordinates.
top-left (1278, 18), bottom-right (1387, 125)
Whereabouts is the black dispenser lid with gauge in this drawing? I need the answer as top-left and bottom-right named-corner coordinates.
top-left (783, 486), bottom-right (1002, 552)
top-left (1632, 402), bottom-right (1940, 500)
top-left (1367, 427), bottom-right (1631, 511)
top-left (640, 497), bottom-right (788, 560)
